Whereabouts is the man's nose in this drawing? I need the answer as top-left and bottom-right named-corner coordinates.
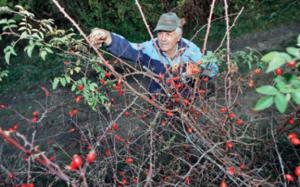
top-left (160, 33), bottom-right (167, 41)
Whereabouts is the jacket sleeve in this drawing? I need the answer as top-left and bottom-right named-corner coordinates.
top-left (106, 33), bottom-right (165, 74)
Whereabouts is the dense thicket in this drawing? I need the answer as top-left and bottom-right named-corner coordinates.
top-left (0, 0), bottom-right (280, 40)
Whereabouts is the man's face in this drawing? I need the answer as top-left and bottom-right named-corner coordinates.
top-left (157, 30), bottom-right (180, 54)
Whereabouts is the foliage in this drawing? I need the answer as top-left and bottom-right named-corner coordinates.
top-left (1, 5), bottom-right (110, 110)
top-left (254, 35), bottom-right (300, 113)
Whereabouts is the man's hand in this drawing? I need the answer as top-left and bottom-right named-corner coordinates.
top-left (88, 28), bottom-right (112, 47)
top-left (186, 63), bottom-right (200, 76)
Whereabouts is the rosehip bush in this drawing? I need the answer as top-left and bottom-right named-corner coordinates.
top-left (254, 35), bottom-right (300, 113)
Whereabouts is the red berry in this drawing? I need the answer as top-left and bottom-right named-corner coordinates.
top-left (161, 120), bottom-right (167, 127)
top-left (183, 99), bottom-right (190, 106)
top-left (9, 123), bottom-right (19, 131)
top-left (288, 132), bottom-right (298, 140)
top-left (132, 177), bottom-right (138, 184)
top-left (290, 137), bottom-right (300, 145)
top-left (126, 157), bottom-right (133, 164)
top-left (236, 119), bottom-right (244, 125)
top-left (68, 108), bottom-right (79, 117)
top-left (104, 149), bottom-right (111, 157)
top-left (226, 141), bottom-right (233, 149)
top-left (33, 111), bottom-right (39, 116)
top-left (75, 96), bottom-right (82, 103)
top-left (70, 154), bottom-right (83, 169)
top-left (21, 184), bottom-right (35, 187)
top-left (86, 151), bottom-right (96, 164)
top-left (112, 123), bottom-right (119, 131)
top-left (32, 117), bottom-right (38, 123)
top-left (124, 111), bottom-right (129, 117)
top-left (63, 61), bottom-right (70, 65)
top-left (239, 163), bottom-right (246, 170)
top-left (7, 171), bottom-right (14, 180)
top-left (288, 118), bottom-right (295, 125)
top-left (187, 127), bottom-right (193, 133)
top-left (219, 107), bottom-right (227, 113)
top-left (285, 174), bottom-right (294, 182)
top-left (275, 68), bottom-right (283, 76)
top-left (115, 135), bottom-right (125, 142)
top-left (50, 155), bottom-right (55, 161)
top-left (220, 180), bottom-right (228, 187)
top-left (122, 178), bottom-right (128, 185)
top-left (104, 71), bottom-right (111, 78)
top-left (287, 60), bottom-right (296, 68)
top-left (254, 68), bottom-right (261, 75)
top-left (0, 104), bottom-right (6, 109)
top-left (158, 73), bottom-right (164, 80)
top-left (248, 79), bottom-right (254, 88)
top-left (184, 176), bottom-right (191, 185)
top-left (198, 89), bottom-right (206, 95)
top-left (77, 84), bottom-right (84, 91)
top-left (166, 111), bottom-right (173, 118)
top-left (227, 166), bottom-right (235, 175)
top-left (294, 166), bottom-right (300, 176)
top-left (228, 113), bottom-right (236, 119)
top-left (203, 77), bottom-right (209, 82)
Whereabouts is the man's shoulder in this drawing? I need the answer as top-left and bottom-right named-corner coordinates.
top-left (181, 38), bottom-right (200, 50)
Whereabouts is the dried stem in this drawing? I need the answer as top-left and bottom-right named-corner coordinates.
top-left (202, 0), bottom-right (216, 54)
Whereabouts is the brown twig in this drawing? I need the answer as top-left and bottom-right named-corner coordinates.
top-left (202, 0), bottom-right (217, 54)
top-left (0, 128), bottom-right (76, 186)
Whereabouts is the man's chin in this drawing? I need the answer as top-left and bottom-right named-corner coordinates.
top-left (159, 46), bottom-right (169, 52)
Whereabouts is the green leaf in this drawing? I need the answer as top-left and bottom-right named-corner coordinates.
top-left (0, 18), bottom-right (8, 25)
top-left (71, 84), bottom-right (76, 92)
top-left (44, 47), bottom-right (53, 54)
top-left (60, 78), bottom-right (66, 87)
top-left (289, 75), bottom-right (300, 88)
top-left (18, 26), bottom-right (27, 31)
top-left (256, 85), bottom-right (278, 95)
top-left (24, 42), bottom-right (35, 58)
top-left (297, 34), bottom-right (300, 46)
top-left (5, 52), bottom-right (11, 64)
top-left (286, 47), bottom-right (300, 58)
top-left (20, 31), bottom-right (28, 39)
top-left (291, 91), bottom-right (300, 105)
top-left (261, 52), bottom-right (277, 63)
top-left (254, 96), bottom-right (274, 111)
top-left (74, 67), bottom-right (81, 73)
top-left (4, 46), bottom-right (17, 64)
top-left (278, 52), bottom-right (292, 61)
top-left (40, 50), bottom-right (47, 61)
top-left (52, 78), bottom-right (59, 90)
top-left (274, 93), bottom-right (288, 113)
top-left (266, 55), bottom-right (286, 73)
top-left (65, 76), bottom-right (71, 84)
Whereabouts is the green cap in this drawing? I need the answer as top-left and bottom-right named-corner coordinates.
top-left (154, 12), bottom-right (181, 32)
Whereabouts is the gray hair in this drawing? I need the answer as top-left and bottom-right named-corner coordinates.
top-left (175, 27), bottom-right (183, 38)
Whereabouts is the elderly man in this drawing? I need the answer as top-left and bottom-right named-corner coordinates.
top-left (89, 12), bottom-right (218, 94)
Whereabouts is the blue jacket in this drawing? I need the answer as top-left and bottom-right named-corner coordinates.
top-left (106, 33), bottom-right (218, 93)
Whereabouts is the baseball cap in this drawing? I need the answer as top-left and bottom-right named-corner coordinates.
top-left (154, 12), bottom-right (181, 32)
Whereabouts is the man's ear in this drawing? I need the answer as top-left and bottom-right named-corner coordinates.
top-left (180, 18), bottom-right (186, 27)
